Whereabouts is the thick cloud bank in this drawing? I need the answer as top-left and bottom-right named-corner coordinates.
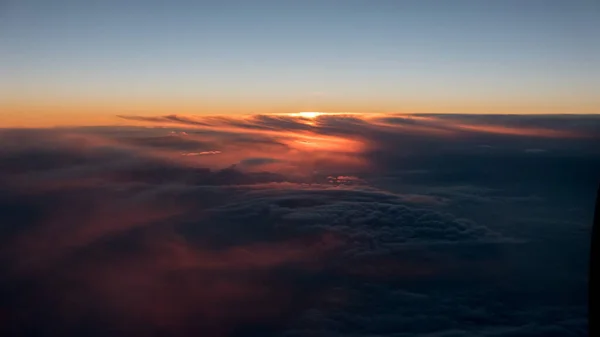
top-left (0, 113), bottom-right (598, 336)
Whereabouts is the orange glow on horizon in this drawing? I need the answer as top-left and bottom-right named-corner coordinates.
top-left (3, 97), bottom-right (599, 128)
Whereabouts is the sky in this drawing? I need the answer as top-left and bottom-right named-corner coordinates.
top-left (1, 0), bottom-right (600, 127)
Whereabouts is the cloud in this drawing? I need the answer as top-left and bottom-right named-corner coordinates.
top-left (524, 148), bottom-right (547, 154)
top-left (49, 232), bottom-right (341, 336)
top-left (327, 175), bottom-right (366, 186)
top-left (181, 150), bottom-right (222, 156)
top-left (239, 157), bottom-right (282, 167)
top-left (0, 179), bottom-right (344, 336)
top-left (210, 187), bottom-right (508, 254)
top-left (0, 113), bottom-right (596, 336)
top-left (117, 114), bottom-right (212, 126)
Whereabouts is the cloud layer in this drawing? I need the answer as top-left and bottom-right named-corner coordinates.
top-left (0, 113), bottom-right (597, 336)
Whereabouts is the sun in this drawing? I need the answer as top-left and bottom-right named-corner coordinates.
top-left (291, 112), bottom-right (323, 119)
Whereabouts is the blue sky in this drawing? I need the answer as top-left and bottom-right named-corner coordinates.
top-left (1, 0), bottom-right (599, 122)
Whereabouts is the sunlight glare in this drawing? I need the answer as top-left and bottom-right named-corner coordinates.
top-left (290, 112), bottom-right (323, 119)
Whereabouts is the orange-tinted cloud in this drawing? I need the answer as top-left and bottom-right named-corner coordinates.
top-left (2, 170), bottom-right (344, 336)
top-left (448, 121), bottom-right (585, 138)
top-left (54, 233), bottom-right (340, 335)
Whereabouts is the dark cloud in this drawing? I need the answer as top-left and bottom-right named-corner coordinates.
top-left (117, 114), bottom-right (212, 126)
top-left (118, 134), bottom-right (211, 151)
top-left (208, 187), bottom-right (508, 255)
top-left (239, 157), bottom-right (282, 167)
top-left (0, 114), bottom-right (595, 336)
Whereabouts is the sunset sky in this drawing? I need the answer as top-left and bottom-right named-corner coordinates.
top-left (1, 0), bottom-right (599, 127)
top-left (1, 2), bottom-right (599, 335)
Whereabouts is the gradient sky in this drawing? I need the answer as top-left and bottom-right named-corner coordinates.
top-left (1, 0), bottom-right (599, 126)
